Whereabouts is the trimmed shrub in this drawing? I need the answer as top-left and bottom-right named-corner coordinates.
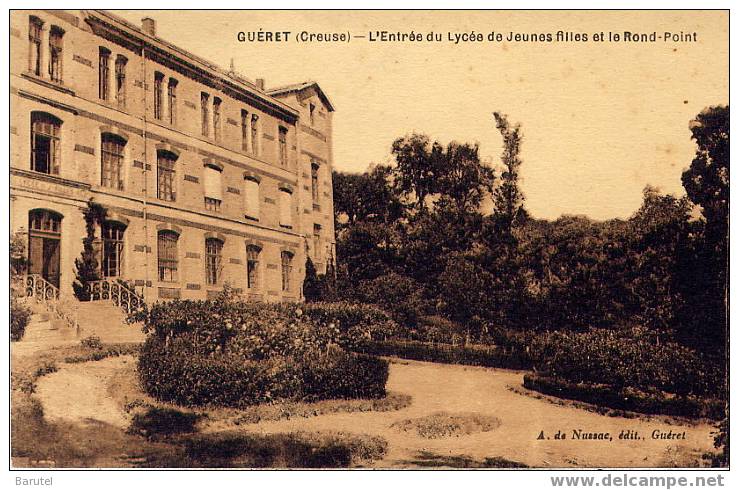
top-left (137, 301), bottom-right (391, 408)
top-left (359, 339), bottom-right (532, 369)
top-left (523, 374), bottom-right (725, 420)
top-left (530, 327), bottom-right (722, 398)
top-left (11, 297), bottom-right (31, 342)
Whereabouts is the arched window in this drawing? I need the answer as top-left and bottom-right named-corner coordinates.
top-left (101, 133), bottom-right (126, 190)
top-left (311, 162), bottom-right (320, 202)
top-left (102, 221), bottom-right (126, 278)
top-left (28, 209), bottom-right (62, 287)
top-left (115, 55), bottom-right (127, 108)
top-left (28, 16), bottom-right (43, 76)
top-left (49, 25), bottom-right (64, 82)
top-left (99, 47), bottom-right (111, 100)
top-left (157, 150), bottom-right (177, 201)
top-left (279, 188), bottom-right (292, 228)
top-left (244, 176), bottom-right (260, 220)
top-left (205, 237), bottom-right (223, 285)
top-left (203, 164), bottom-right (222, 212)
top-left (157, 230), bottom-right (179, 282)
top-left (281, 251), bottom-right (293, 292)
top-left (246, 245), bottom-right (261, 290)
top-left (31, 112), bottom-right (62, 175)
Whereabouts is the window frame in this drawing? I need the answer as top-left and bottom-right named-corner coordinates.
top-left (157, 230), bottom-right (179, 283)
top-left (205, 237), bottom-right (223, 286)
top-left (28, 16), bottom-right (43, 76)
top-left (115, 55), bottom-right (127, 109)
top-left (201, 92), bottom-right (210, 137)
top-left (281, 251), bottom-right (293, 292)
top-left (101, 221), bottom-right (126, 278)
top-left (100, 133), bottom-right (126, 190)
top-left (246, 245), bottom-right (261, 290)
top-left (157, 150), bottom-right (177, 202)
top-left (48, 25), bottom-right (64, 83)
top-left (30, 112), bottom-right (62, 175)
top-left (99, 47), bottom-right (111, 100)
top-left (168, 78), bottom-right (178, 125)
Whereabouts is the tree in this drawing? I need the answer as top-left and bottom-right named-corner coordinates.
top-left (490, 112), bottom-right (526, 236)
top-left (391, 134), bottom-right (444, 212)
top-left (303, 256), bottom-right (322, 302)
top-left (436, 141), bottom-right (495, 213)
top-left (73, 199), bottom-right (107, 300)
top-left (332, 165), bottom-right (403, 229)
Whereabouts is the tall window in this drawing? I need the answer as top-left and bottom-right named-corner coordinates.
top-left (311, 163), bottom-right (320, 202)
top-left (279, 189), bottom-right (292, 228)
top-left (213, 97), bottom-right (222, 141)
top-left (246, 245), bottom-right (260, 289)
top-left (168, 78), bottom-right (178, 125)
top-left (203, 165), bottom-right (222, 212)
top-left (48, 26), bottom-right (63, 83)
top-left (240, 110), bottom-right (249, 151)
top-left (102, 222), bottom-right (126, 278)
top-left (244, 177), bottom-right (260, 220)
top-left (281, 251), bottom-right (293, 292)
top-left (101, 133), bottom-right (125, 190)
top-left (313, 224), bottom-right (322, 261)
top-left (157, 231), bottom-right (179, 282)
top-left (28, 210), bottom-right (62, 288)
top-left (157, 150), bottom-right (177, 201)
top-left (115, 56), bottom-right (127, 108)
top-left (278, 127), bottom-right (288, 166)
top-left (309, 103), bottom-right (316, 126)
top-left (250, 114), bottom-right (259, 155)
top-left (28, 17), bottom-right (42, 76)
top-left (153, 72), bottom-right (164, 120)
top-left (31, 112), bottom-right (61, 175)
top-left (99, 47), bottom-right (110, 100)
top-left (200, 92), bottom-right (209, 137)
top-left (205, 238), bottom-right (223, 285)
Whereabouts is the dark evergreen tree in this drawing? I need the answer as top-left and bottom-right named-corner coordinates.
top-left (73, 199), bottom-right (107, 300)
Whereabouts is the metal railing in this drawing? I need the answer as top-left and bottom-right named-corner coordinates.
top-left (25, 274), bottom-right (79, 332)
top-left (85, 278), bottom-right (145, 315)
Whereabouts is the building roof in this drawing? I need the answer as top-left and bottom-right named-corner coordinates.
top-left (267, 81), bottom-right (335, 112)
top-left (86, 10), bottom-right (301, 120)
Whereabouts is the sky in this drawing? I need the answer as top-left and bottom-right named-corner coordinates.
top-left (113, 10), bottom-right (728, 220)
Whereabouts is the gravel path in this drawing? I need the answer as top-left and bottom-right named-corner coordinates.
top-left (33, 356), bottom-right (716, 468)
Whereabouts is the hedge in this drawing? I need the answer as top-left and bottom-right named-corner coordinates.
top-left (523, 373), bottom-right (726, 420)
top-left (137, 300), bottom-right (390, 408)
top-left (359, 339), bottom-right (532, 369)
top-left (11, 297), bottom-right (31, 342)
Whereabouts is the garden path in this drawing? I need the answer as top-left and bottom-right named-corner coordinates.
top-left (33, 356), bottom-right (716, 468)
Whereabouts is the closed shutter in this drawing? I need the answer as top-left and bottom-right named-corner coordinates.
top-left (279, 190), bottom-right (292, 227)
top-left (244, 179), bottom-right (260, 218)
top-left (203, 166), bottom-right (222, 200)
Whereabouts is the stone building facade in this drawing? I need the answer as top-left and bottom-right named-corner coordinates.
top-left (10, 10), bottom-right (336, 302)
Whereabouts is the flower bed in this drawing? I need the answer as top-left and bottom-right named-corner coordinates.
top-left (137, 300), bottom-right (391, 408)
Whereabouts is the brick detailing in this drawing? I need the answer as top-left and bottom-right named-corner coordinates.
top-left (263, 133), bottom-right (275, 141)
top-left (73, 54), bottom-right (93, 68)
top-left (226, 117), bottom-right (238, 126)
top-left (134, 245), bottom-right (152, 253)
top-left (184, 174), bottom-right (199, 183)
top-left (229, 258), bottom-right (242, 264)
top-left (74, 144), bottom-right (95, 155)
top-left (159, 287), bottom-right (181, 299)
top-left (266, 264), bottom-right (278, 270)
top-left (184, 101), bottom-right (197, 110)
top-left (300, 124), bottom-right (327, 142)
top-left (185, 252), bottom-right (201, 259)
top-left (227, 186), bottom-right (241, 194)
top-left (10, 126), bottom-right (18, 135)
top-left (264, 197), bottom-right (276, 204)
top-left (133, 160), bottom-right (144, 168)
top-left (186, 283), bottom-right (201, 290)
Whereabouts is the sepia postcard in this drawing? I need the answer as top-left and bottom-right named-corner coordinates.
top-left (7, 7), bottom-right (730, 478)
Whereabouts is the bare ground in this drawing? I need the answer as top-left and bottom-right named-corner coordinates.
top-left (31, 356), bottom-right (716, 468)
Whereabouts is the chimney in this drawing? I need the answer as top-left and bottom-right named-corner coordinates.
top-left (142, 17), bottom-right (156, 37)
top-left (256, 78), bottom-right (265, 90)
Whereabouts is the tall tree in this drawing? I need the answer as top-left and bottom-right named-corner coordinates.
top-left (491, 112), bottom-right (526, 235)
top-left (391, 134), bottom-right (444, 212)
top-left (437, 141), bottom-right (495, 213)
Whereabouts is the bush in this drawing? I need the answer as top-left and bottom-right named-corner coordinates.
top-left (359, 339), bottom-right (532, 369)
top-left (137, 300), bottom-right (391, 408)
top-left (523, 374), bottom-right (725, 420)
top-left (11, 297), bottom-right (31, 342)
top-left (530, 327), bottom-right (722, 398)
top-left (128, 407), bottom-right (200, 438)
top-left (356, 273), bottom-right (428, 327)
top-left (80, 335), bottom-right (103, 350)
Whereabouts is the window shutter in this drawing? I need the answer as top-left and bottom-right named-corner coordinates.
top-left (279, 190), bottom-right (292, 227)
top-left (244, 179), bottom-right (260, 218)
top-left (203, 166), bottom-right (222, 200)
